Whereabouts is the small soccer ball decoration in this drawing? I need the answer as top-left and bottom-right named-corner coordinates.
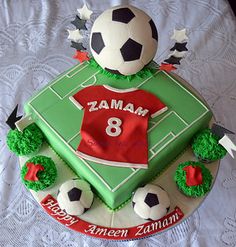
top-left (132, 184), bottom-right (170, 221)
top-left (90, 5), bottom-right (158, 76)
top-left (57, 179), bottom-right (94, 216)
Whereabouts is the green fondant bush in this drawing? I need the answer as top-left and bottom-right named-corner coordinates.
top-left (88, 58), bottom-right (156, 81)
top-left (174, 161), bottom-right (213, 197)
top-left (21, 155), bottom-right (57, 191)
top-left (192, 129), bottom-right (227, 162)
top-left (7, 124), bottom-right (44, 156)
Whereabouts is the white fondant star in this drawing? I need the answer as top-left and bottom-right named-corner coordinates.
top-left (171, 29), bottom-right (188, 43)
top-left (77, 4), bottom-right (93, 20)
top-left (170, 50), bottom-right (187, 58)
top-left (67, 29), bottom-right (83, 42)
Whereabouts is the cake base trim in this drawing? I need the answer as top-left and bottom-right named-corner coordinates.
top-left (41, 194), bottom-right (184, 240)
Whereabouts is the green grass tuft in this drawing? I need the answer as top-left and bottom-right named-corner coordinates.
top-left (7, 123), bottom-right (44, 156)
top-left (174, 161), bottom-right (213, 197)
top-left (192, 129), bottom-right (227, 162)
top-left (21, 155), bottom-right (57, 191)
top-left (88, 58), bottom-right (157, 81)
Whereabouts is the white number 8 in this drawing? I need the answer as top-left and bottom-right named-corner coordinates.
top-left (106, 117), bottom-right (122, 137)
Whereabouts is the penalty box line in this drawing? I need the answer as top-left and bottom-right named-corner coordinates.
top-left (149, 132), bottom-right (175, 156)
top-left (148, 111), bottom-right (189, 134)
top-left (148, 110), bottom-right (189, 160)
top-left (49, 71), bottom-right (99, 100)
top-left (29, 62), bottom-right (88, 104)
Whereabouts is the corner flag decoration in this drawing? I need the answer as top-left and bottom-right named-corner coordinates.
top-left (6, 105), bottom-right (23, 130)
top-left (211, 123), bottom-right (236, 158)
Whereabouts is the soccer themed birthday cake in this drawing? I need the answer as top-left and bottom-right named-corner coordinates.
top-left (6, 4), bottom-right (236, 241)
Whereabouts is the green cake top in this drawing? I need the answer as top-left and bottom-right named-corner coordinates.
top-left (21, 155), bottom-right (57, 191)
top-left (192, 128), bottom-right (227, 162)
top-left (175, 161), bottom-right (213, 197)
top-left (6, 123), bottom-right (44, 156)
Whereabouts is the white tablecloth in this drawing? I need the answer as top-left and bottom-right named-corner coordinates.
top-left (0, 0), bottom-right (236, 246)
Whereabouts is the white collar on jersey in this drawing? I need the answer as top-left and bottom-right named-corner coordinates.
top-left (103, 85), bottom-right (138, 93)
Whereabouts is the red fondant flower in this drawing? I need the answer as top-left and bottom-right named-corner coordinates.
top-left (24, 162), bottom-right (45, 181)
top-left (183, 165), bottom-right (203, 186)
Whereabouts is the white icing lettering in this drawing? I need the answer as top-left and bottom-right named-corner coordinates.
top-left (84, 225), bottom-right (128, 237)
top-left (168, 212), bottom-right (179, 225)
top-left (111, 99), bottom-right (123, 110)
top-left (51, 206), bottom-right (66, 216)
top-left (123, 103), bottom-right (134, 113)
top-left (42, 199), bottom-right (58, 209)
top-left (135, 212), bottom-right (179, 236)
top-left (106, 117), bottom-right (122, 137)
top-left (135, 225), bottom-right (144, 236)
top-left (65, 218), bottom-right (79, 227)
top-left (98, 100), bottom-right (109, 109)
top-left (87, 101), bottom-right (98, 112)
top-left (42, 198), bottom-right (79, 227)
top-left (162, 218), bottom-right (169, 228)
top-left (57, 214), bottom-right (72, 221)
top-left (134, 107), bottom-right (149, 117)
top-left (87, 99), bottom-right (149, 117)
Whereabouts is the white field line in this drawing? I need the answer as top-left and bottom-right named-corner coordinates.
top-left (28, 62), bottom-right (87, 105)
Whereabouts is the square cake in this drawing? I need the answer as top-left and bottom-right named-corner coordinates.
top-left (24, 61), bottom-right (212, 209)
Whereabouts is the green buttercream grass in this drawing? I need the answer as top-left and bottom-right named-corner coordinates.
top-left (6, 123), bottom-right (44, 156)
top-left (192, 129), bottom-right (227, 162)
top-left (88, 58), bottom-right (156, 81)
top-left (21, 155), bottom-right (57, 191)
top-left (174, 161), bottom-right (213, 197)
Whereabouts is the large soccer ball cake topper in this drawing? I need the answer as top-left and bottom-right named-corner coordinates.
top-left (90, 5), bottom-right (158, 76)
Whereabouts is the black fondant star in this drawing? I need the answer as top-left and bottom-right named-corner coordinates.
top-left (164, 56), bottom-right (182, 65)
top-left (6, 105), bottom-right (23, 130)
top-left (71, 15), bottom-right (87, 30)
top-left (70, 41), bottom-right (86, 51)
top-left (170, 42), bottom-right (188, 52)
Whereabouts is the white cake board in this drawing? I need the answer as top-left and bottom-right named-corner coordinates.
top-left (19, 143), bottom-right (219, 240)
top-left (19, 73), bottom-right (219, 240)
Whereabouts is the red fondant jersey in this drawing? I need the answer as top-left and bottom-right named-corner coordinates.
top-left (70, 85), bottom-right (168, 169)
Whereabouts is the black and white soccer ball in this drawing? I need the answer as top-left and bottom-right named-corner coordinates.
top-left (132, 184), bottom-right (170, 221)
top-left (90, 5), bottom-right (158, 76)
top-left (57, 179), bottom-right (94, 216)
